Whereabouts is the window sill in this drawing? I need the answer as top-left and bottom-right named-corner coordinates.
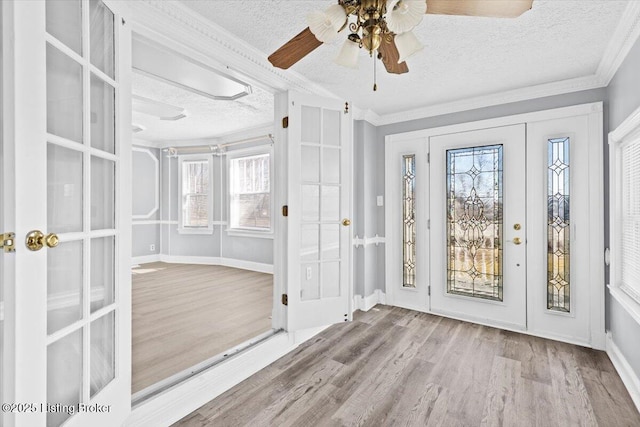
top-left (177, 227), bottom-right (214, 235)
top-left (608, 284), bottom-right (640, 326)
top-left (225, 229), bottom-right (274, 239)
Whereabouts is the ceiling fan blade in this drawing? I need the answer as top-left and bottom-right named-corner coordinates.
top-left (426, 0), bottom-right (533, 18)
top-left (268, 27), bottom-right (323, 70)
top-left (378, 34), bottom-right (409, 75)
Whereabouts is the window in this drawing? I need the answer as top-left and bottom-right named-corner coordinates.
top-left (228, 150), bottom-right (272, 233)
top-left (179, 156), bottom-right (212, 233)
top-left (610, 109), bottom-right (640, 324)
top-left (620, 139), bottom-right (640, 302)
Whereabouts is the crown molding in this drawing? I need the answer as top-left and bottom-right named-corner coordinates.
top-left (130, 1), bottom-right (339, 100)
top-left (372, 74), bottom-right (603, 126)
top-left (131, 0), bottom-right (640, 129)
top-left (596, 0), bottom-right (640, 86)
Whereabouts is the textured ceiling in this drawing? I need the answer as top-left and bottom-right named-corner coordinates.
top-left (131, 71), bottom-right (274, 142)
top-left (180, 0), bottom-right (628, 116)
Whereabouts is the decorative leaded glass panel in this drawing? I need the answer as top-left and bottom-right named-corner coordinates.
top-left (547, 137), bottom-right (570, 312)
top-left (402, 155), bottom-right (416, 288)
top-left (446, 145), bottom-right (503, 301)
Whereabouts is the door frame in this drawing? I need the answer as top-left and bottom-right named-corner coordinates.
top-left (385, 102), bottom-right (605, 349)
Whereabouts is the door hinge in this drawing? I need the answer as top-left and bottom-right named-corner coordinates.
top-left (282, 116), bottom-right (289, 129)
top-left (427, 152), bottom-right (430, 163)
top-left (282, 205), bottom-right (289, 217)
top-left (1, 232), bottom-right (15, 253)
top-left (428, 285), bottom-right (431, 296)
top-left (427, 219), bottom-right (430, 230)
top-left (281, 294), bottom-right (288, 306)
top-left (344, 102), bottom-right (349, 114)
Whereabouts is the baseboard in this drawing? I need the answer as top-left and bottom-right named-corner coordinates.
top-left (606, 332), bottom-right (640, 412)
top-left (126, 326), bottom-right (328, 427)
top-left (218, 257), bottom-right (273, 274)
top-left (132, 254), bottom-right (161, 265)
top-left (353, 289), bottom-right (386, 312)
top-left (134, 254), bottom-right (273, 274)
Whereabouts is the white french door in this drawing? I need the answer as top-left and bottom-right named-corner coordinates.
top-left (430, 125), bottom-right (527, 330)
top-left (2, 1), bottom-right (132, 426)
top-left (385, 105), bottom-right (604, 347)
top-left (281, 91), bottom-right (352, 331)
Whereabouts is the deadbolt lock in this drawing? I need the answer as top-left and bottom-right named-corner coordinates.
top-left (26, 230), bottom-right (59, 251)
top-left (514, 223), bottom-right (521, 230)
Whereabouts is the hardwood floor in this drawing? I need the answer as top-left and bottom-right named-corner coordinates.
top-left (172, 305), bottom-right (640, 427)
top-left (132, 262), bottom-right (273, 393)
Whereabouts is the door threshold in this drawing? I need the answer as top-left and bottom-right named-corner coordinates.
top-left (126, 324), bottom-right (328, 427)
top-left (132, 328), bottom-right (280, 407)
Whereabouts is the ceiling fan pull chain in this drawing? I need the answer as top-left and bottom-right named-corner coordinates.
top-left (373, 55), bottom-right (378, 92)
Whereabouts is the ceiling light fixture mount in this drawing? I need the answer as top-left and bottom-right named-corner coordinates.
top-left (268, 0), bottom-right (534, 91)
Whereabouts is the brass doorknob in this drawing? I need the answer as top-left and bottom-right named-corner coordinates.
top-left (25, 230), bottom-right (59, 251)
top-left (342, 218), bottom-right (351, 227)
top-left (512, 237), bottom-right (522, 245)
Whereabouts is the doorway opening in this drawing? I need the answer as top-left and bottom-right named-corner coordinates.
top-left (129, 33), bottom-right (276, 401)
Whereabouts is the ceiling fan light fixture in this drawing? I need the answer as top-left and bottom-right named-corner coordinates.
top-left (385, 0), bottom-right (426, 34)
top-left (334, 34), bottom-right (361, 69)
top-left (307, 4), bottom-right (347, 43)
top-left (395, 30), bottom-right (423, 63)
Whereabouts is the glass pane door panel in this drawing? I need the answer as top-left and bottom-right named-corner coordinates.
top-left (321, 186), bottom-right (339, 221)
top-left (301, 263), bottom-right (320, 301)
top-left (322, 262), bottom-right (340, 297)
top-left (90, 237), bottom-right (115, 313)
top-left (46, 0), bottom-right (82, 55)
top-left (48, 144), bottom-right (83, 233)
top-left (301, 185), bottom-right (320, 221)
top-left (89, 0), bottom-right (115, 78)
top-left (301, 106), bottom-right (320, 143)
top-left (47, 329), bottom-right (82, 427)
top-left (90, 311), bottom-right (115, 397)
top-left (322, 148), bottom-right (340, 184)
top-left (301, 224), bottom-right (319, 261)
top-left (47, 241), bottom-right (83, 335)
top-left (446, 145), bottom-right (504, 301)
top-left (47, 44), bottom-right (83, 143)
top-left (90, 74), bottom-right (115, 154)
top-left (91, 156), bottom-right (115, 230)
top-left (321, 224), bottom-right (340, 259)
top-left (402, 155), bottom-right (416, 288)
top-left (301, 146), bottom-right (320, 183)
top-left (322, 109), bottom-right (340, 146)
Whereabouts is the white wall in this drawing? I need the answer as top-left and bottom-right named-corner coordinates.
top-left (132, 146), bottom-right (161, 259)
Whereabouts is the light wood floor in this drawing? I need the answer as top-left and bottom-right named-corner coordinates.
top-left (132, 262), bottom-right (273, 393)
top-left (173, 305), bottom-right (640, 427)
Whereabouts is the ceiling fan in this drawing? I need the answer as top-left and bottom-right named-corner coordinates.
top-left (268, 0), bottom-right (533, 89)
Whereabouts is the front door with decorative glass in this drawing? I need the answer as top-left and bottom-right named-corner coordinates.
top-left (430, 125), bottom-right (527, 330)
top-left (385, 106), bottom-right (604, 348)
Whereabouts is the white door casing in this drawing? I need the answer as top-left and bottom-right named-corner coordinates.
top-left (2, 1), bottom-right (132, 426)
top-left (279, 91), bottom-right (352, 331)
top-left (430, 125), bottom-right (527, 330)
top-left (384, 103), bottom-right (604, 348)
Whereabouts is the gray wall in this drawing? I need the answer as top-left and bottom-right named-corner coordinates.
top-left (353, 121), bottom-right (380, 297)
top-left (132, 147), bottom-right (160, 258)
top-left (606, 36), bottom-right (640, 380)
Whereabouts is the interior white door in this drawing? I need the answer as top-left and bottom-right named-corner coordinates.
top-left (285, 91), bottom-right (352, 331)
top-left (430, 125), bottom-right (527, 330)
top-left (1, 1), bottom-right (132, 426)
